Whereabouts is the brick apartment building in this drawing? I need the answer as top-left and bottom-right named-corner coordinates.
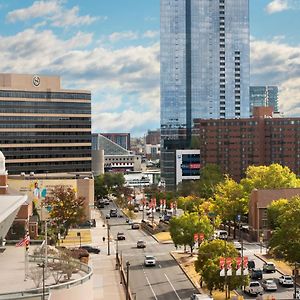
top-left (193, 107), bottom-right (300, 180)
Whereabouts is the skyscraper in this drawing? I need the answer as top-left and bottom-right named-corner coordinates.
top-left (160, 0), bottom-right (250, 189)
top-left (250, 86), bottom-right (279, 114)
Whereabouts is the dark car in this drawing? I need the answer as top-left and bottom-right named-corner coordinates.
top-left (117, 232), bottom-right (126, 240)
top-left (248, 260), bottom-right (255, 270)
top-left (250, 268), bottom-right (263, 280)
top-left (80, 245), bottom-right (100, 254)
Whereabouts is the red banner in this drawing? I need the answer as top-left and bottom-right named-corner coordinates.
top-left (219, 257), bottom-right (225, 270)
top-left (243, 256), bottom-right (248, 269)
top-left (199, 233), bottom-right (204, 241)
top-left (170, 202), bottom-right (173, 209)
top-left (194, 233), bottom-right (198, 241)
top-left (236, 257), bottom-right (242, 269)
top-left (226, 257), bottom-right (232, 270)
top-left (160, 199), bottom-right (163, 205)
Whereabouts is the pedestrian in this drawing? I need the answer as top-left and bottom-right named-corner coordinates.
top-left (102, 236), bottom-right (105, 242)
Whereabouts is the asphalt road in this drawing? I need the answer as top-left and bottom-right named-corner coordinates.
top-left (100, 202), bottom-right (198, 300)
top-left (237, 243), bottom-right (295, 299)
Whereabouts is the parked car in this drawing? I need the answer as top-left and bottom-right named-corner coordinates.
top-left (278, 275), bottom-right (294, 286)
top-left (131, 223), bottom-right (140, 229)
top-left (137, 240), bottom-right (146, 248)
top-left (110, 208), bottom-right (118, 217)
top-left (117, 232), bottom-right (125, 240)
top-left (144, 255), bottom-right (156, 266)
top-left (261, 279), bottom-right (277, 291)
top-left (244, 281), bottom-right (264, 296)
top-left (248, 260), bottom-right (256, 270)
top-left (296, 289), bottom-right (300, 299)
top-left (233, 241), bottom-right (242, 250)
top-left (133, 207), bottom-right (139, 213)
top-left (105, 213), bottom-right (110, 219)
top-left (214, 230), bottom-right (228, 240)
top-left (250, 268), bottom-right (263, 280)
top-left (263, 262), bottom-right (276, 273)
top-left (80, 245), bottom-right (100, 254)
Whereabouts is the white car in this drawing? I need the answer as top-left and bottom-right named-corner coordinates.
top-left (278, 275), bottom-right (294, 286)
top-left (296, 289), bottom-right (300, 299)
top-left (233, 241), bottom-right (242, 250)
top-left (244, 281), bottom-right (264, 296)
top-left (144, 255), bottom-right (156, 267)
top-left (261, 279), bottom-right (277, 291)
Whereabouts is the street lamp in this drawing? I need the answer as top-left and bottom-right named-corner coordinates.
top-left (107, 223), bottom-right (110, 256)
top-left (126, 261), bottom-right (130, 300)
top-left (77, 232), bottom-right (81, 248)
top-left (41, 260), bottom-right (45, 300)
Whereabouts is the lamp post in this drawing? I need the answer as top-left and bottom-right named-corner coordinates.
top-left (77, 232), bottom-right (81, 248)
top-left (260, 232), bottom-right (264, 254)
top-left (294, 262), bottom-right (299, 299)
top-left (42, 260), bottom-right (45, 300)
top-left (107, 223), bottom-right (110, 256)
top-left (126, 261), bottom-right (130, 300)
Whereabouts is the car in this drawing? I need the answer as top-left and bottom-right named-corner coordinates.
top-left (78, 220), bottom-right (92, 228)
top-left (144, 255), bottom-right (156, 266)
top-left (110, 208), bottom-right (118, 217)
top-left (261, 279), bottom-right (277, 291)
top-left (190, 294), bottom-right (212, 300)
top-left (233, 241), bottom-right (242, 250)
top-left (139, 206), bottom-right (144, 211)
top-left (296, 289), bottom-right (300, 299)
top-left (117, 232), bottom-right (125, 240)
top-left (137, 240), bottom-right (146, 248)
top-left (80, 245), bottom-right (100, 254)
top-left (105, 213), bottom-right (110, 219)
top-left (250, 268), bottom-right (263, 280)
top-left (214, 230), bottom-right (228, 240)
top-left (248, 259), bottom-right (256, 270)
top-left (263, 262), bottom-right (276, 273)
top-left (126, 218), bottom-right (130, 223)
top-left (133, 207), bottom-right (139, 213)
top-left (244, 281), bottom-right (264, 296)
top-left (131, 223), bottom-right (140, 229)
top-left (278, 275), bottom-right (294, 286)
top-left (104, 199), bottom-right (110, 205)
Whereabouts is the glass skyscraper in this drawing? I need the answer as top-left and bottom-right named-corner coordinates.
top-left (250, 86), bottom-right (279, 114)
top-left (160, 0), bottom-right (250, 189)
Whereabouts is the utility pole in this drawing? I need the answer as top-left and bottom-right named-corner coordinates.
top-left (107, 223), bottom-right (110, 256)
top-left (126, 261), bottom-right (130, 300)
top-left (42, 260), bottom-right (45, 300)
top-left (224, 238), bottom-right (228, 299)
top-left (294, 262), bottom-right (298, 299)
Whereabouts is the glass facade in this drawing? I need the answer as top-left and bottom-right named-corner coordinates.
top-left (0, 88), bottom-right (91, 174)
top-left (161, 0), bottom-right (250, 189)
top-left (250, 86), bottom-right (279, 114)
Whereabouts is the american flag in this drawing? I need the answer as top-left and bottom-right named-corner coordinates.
top-left (15, 235), bottom-right (30, 247)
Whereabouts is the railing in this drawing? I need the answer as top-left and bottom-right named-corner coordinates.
top-left (0, 255), bottom-right (92, 300)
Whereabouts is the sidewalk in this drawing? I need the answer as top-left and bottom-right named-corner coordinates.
top-left (90, 209), bottom-right (125, 300)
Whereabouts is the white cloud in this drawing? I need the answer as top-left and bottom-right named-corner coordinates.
top-left (265, 0), bottom-right (294, 14)
top-left (143, 30), bottom-right (159, 39)
top-left (108, 31), bottom-right (139, 43)
top-left (6, 0), bottom-right (100, 28)
top-left (251, 37), bottom-right (300, 116)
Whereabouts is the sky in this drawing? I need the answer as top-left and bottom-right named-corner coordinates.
top-left (0, 0), bottom-right (299, 137)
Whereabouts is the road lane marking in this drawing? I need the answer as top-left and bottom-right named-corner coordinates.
top-left (164, 273), bottom-right (181, 300)
top-left (142, 266), bottom-right (158, 300)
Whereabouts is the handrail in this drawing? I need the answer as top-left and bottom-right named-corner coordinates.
top-left (0, 255), bottom-right (93, 299)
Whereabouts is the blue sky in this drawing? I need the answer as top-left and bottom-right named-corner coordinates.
top-left (0, 0), bottom-right (299, 136)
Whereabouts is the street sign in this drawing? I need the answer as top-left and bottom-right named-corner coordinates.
top-left (208, 211), bottom-right (216, 217)
top-left (236, 214), bottom-right (241, 222)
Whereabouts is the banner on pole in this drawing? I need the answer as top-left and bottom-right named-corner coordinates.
top-left (220, 257), bottom-right (225, 276)
top-left (226, 257), bottom-right (232, 276)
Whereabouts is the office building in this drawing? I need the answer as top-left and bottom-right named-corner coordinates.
top-left (101, 133), bottom-right (130, 150)
top-left (160, 0), bottom-right (250, 189)
top-left (250, 86), bottom-right (279, 114)
top-left (0, 73), bottom-right (92, 175)
top-left (193, 107), bottom-right (300, 180)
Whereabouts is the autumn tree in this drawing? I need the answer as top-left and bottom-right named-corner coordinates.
top-left (213, 176), bottom-right (248, 238)
top-left (195, 239), bottom-right (248, 298)
top-left (169, 212), bottom-right (214, 254)
top-left (267, 198), bottom-right (288, 230)
top-left (268, 196), bottom-right (300, 264)
top-left (241, 164), bottom-right (300, 195)
top-left (43, 186), bottom-right (85, 236)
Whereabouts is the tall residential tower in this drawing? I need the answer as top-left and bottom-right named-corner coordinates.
top-left (160, 0), bottom-right (250, 189)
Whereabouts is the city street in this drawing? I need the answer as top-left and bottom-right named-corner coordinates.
top-left (101, 202), bottom-right (198, 300)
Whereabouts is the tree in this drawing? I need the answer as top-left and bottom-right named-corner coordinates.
top-left (241, 164), bottom-right (300, 195)
top-left (213, 176), bottom-right (248, 238)
top-left (94, 173), bottom-right (125, 199)
top-left (169, 212), bottom-right (214, 254)
top-left (43, 186), bottom-right (85, 236)
top-left (268, 196), bottom-right (300, 264)
top-left (267, 199), bottom-right (288, 230)
top-left (195, 239), bottom-right (248, 297)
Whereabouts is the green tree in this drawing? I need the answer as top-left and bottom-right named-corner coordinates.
top-left (241, 164), bottom-right (300, 195)
top-left (197, 164), bottom-right (225, 199)
top-left (94, 173), bottom-right (125, 199)
top-left (195, 239), bottom-right (248, 297)
top-left (267, 198), bottom-right (288, 230)
top-left (43, 186), bottom-right (85, 236)
top-left (214, 176), bottom-right (248, 238)
top-left (268, 196), bottom-right (300, 264)
top-left (169, 212), bottom-right (214, 254)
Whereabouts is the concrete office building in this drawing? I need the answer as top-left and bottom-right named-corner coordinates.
top-left (160, 0), bottom-right (250, 189)
top-left (0, 73), bottom-right (92, 175)
top-left (250, 86), bottom-right (279, 114)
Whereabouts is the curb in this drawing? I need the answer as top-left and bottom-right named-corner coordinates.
top-left (254, 253), bottom-right (284, 276)
top-left (169, 251), bottom-right (203, 293)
